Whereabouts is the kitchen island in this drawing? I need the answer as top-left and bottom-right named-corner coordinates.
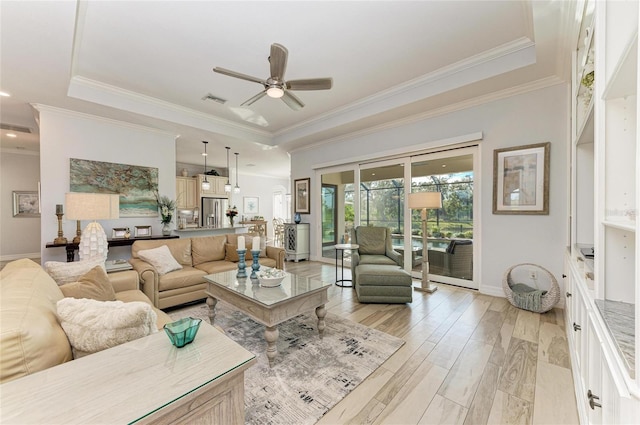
top-left (172, 226), bottom-right (248, 237)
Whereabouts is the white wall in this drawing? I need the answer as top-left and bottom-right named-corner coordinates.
top-left (0, 151), bottom-right (41, 259)
top-left (291, 84), bottom-right (569, 297)
top-left (228, 175), bottom-right (290, 240)
top-left (38, 106), bottom-right (177, 263)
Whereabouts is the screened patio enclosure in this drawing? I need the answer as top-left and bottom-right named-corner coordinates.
top-left (319, 147), bottom-right (476, 289)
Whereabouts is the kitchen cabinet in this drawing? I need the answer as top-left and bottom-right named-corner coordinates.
top-left (196, 174), bottom-right (229, 198)
top-left (176, 177), bottom-right (197, 209)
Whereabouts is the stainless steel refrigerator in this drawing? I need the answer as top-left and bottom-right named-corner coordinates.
top-left (201, 197), bottom-right (229, 227)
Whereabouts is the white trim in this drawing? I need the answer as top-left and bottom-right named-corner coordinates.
top-left (31, 103), bottom-right (178, 138)
top-left (1, 253), bottom-right (40, 263)
top-left (312, 132), bottom-right (483, 170)
top-left (0, 148), bottom-right (39, 156)
top-left (478, 285), bottom-right (505, 298)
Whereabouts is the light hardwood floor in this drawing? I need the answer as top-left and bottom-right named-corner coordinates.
top-left (283, 261), bottom-right (579, 425)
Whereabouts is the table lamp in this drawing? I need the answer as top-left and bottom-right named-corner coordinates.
top-left (408, 191), bottom-right (442, 293)
top-left (65, 193), bottom-right (119, 261)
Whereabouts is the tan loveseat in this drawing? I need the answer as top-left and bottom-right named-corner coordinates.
top-left (129, 233), bottom-right (286, 309)
top-left (0, 258), bottom-right (171, 384)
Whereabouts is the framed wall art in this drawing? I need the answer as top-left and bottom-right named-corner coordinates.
top-left (12, 191), bottom-right (40, 217)
top-left (111, 227), bottom-right (128, 239)
top-left (493, 142), bottom-right (550, 215)
top-left (294, 178), bottom-right (311, 214)
top-left (70, 158), bottom-right (158, 218)
top-left (243, 197), bottom-right (259, 215)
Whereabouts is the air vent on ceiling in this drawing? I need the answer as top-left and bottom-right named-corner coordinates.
top-left (1, 123), bottom-right (32, 133)
top-left (202, 93), bottom-right (227, 105)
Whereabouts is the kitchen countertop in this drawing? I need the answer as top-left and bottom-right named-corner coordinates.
top-left (173, 226), bottom-right (247, 235)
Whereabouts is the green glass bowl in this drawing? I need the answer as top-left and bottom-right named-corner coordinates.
top-left (163, 317), bottom-right (202, 348)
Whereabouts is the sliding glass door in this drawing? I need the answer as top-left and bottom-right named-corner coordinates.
top-left (410, 148), bottom-right (476, 289)
top-left (316, 145), bottom-right (478, 290)
top-left (320, 169), bottom-right (355, 261)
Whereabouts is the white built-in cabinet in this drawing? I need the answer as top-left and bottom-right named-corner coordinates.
top-left (175, 176), bottom-right (197, 209)
top-left (284, 223), bottom-right (309, 262)
top-left (567, 0), bottom-right (639, 423)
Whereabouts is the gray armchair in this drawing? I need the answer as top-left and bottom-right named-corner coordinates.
top-left (350, 226), bottom-right (401, 281)
top-left (349, 226), bottom-right (412, 304)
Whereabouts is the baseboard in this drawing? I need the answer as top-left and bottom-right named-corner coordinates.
top-left (478, 285), bottom-right (505, 298)
top-left (0, 252), bottom-right (40, 262)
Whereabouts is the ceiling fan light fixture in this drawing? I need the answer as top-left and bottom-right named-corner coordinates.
top-left (266, 86), bottom-right (284, 98)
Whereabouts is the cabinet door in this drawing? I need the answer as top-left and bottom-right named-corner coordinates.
top-left (185, 178), bottom-right (197, 208)
top-left (587, 321), bottom-right (603, 424)
top-left (176, 178), bottom-right (187, 209)
top-left (214, 176), bottom-right (229, 196)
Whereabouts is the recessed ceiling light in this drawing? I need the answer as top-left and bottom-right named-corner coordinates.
top-left (442, 164), bottom-right (447, 168)
top-left (0, 91), bottom-right (10, 97)
top-left (6, 133), bottom-right (17, 138)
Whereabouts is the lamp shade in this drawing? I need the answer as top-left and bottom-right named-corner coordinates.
top-left (408, 192), bottom-right (442, 209)
top-left (65, 193), bottom-right (120, 220)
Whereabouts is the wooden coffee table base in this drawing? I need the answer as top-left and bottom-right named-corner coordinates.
top-left (206, 291), bottom-right (329, 367)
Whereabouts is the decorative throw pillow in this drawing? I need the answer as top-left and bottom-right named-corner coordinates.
top-left (56, 298), bottom-right (157, 357)
top-left (137, 245), bottom-right (183, 275)
top-left (44, 257), bottom-right (106, 285)
top-left (224, 243), bottom-right (239, 262)
top-left (59, 266), bottom-right (116, 302)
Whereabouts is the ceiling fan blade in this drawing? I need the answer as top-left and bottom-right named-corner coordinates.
top-left (269, 43), bottom-right (288, 81)
top-left (241, 90), bottom-right (267, 107)
top-left (281, 91), bottom-right (304, 110)
top-left (286, 78), bottom-right (333, 91)
top-left (213, 67), bottom-right (265, 85)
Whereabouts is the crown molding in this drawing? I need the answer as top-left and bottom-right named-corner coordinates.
top-left (1, 148), bottom-right (39, 156)
top-left (31, 103), bottom-right (178, 138)
top-left (67, 76), bottom-right (273, 144)
top-left (275, 37), bottom-right (536, 146)
top-left (289, 75), bottom-right (564, 154)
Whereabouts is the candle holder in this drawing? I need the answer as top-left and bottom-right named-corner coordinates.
top-left (54, 213), bottom-right (68, 245)
top-left (250, 250), bottom-right (261, 279)
top-left (236, 249), bottom-right (247, 279)
top-left (72, 220), bottom-right (82, 244)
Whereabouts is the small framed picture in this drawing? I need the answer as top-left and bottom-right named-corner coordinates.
top-left (294, 178), bottom-right (310, 214)
top-left (134, 225), bottom-right (152, 237)
top-left (12, 191), bottom-right (40, 217)
top-left (243, 197), bottom-right (259, 214)
top-left (111, 227), bottom-right (128, 239)
top-left (493, 142), bottom-right (550, 215)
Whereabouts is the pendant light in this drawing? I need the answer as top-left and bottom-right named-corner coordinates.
top-left (233, 152), bottom-right (241, 193)
top-left (224, 147), bottom-right (232, 193)
top-left (201, 141), bottom-right (211, 191)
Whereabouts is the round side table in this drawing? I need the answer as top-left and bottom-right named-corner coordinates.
top-left (334, 243), bottom-right (359, 287)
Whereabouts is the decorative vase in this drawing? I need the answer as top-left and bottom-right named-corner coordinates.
top-left (162, 223), bottom-right (171, 236)
top-left (294, 212), bottom-right (301, 224)
top-left (181, 168), bottom-right (188, 177)
top-left (229, 216), bottom-right (235, 227)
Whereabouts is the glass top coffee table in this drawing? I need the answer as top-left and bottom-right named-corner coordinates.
top-left (203, 269), bottom-right (332, 367)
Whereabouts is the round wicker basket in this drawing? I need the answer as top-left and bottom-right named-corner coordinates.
top-left (502, 263), bottom-right (560, 313)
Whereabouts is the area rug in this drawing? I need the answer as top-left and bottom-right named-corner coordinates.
top-left (168, 301), bottom-right (404, 425)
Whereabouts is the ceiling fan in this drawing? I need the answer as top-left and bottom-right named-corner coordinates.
top-left (213, 43), bottom-right (332, 111)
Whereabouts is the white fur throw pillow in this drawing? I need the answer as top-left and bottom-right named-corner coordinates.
top-left (57, 298), bottom-right (157, 357)
top-left (137, 245), bottom-right (183, 275)
top-left (45, 257), bottom-right (106, 285)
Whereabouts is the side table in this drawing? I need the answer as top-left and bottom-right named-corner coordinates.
top-left (334, 243), bottom-right (359, 287)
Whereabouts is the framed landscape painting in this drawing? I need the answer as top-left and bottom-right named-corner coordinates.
top-left (294, 178), bottom-right (311, 214)
top-left (70, 158), bottom-right (158, 218)
top-left (493, 142), bottom-right (550, 215)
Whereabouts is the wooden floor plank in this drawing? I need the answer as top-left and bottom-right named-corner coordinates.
top-left (498, 337), bottom-right (538, 402)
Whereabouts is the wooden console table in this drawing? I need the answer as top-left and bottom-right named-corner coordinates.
top-left (46, 235), bottom-right (179, 262)
top-left (0, 324), bottom-right (256, 424)
top-left (239, 220), bottom-right (268, 238)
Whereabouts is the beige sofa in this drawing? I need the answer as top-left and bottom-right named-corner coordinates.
top-left (0, 258), bottom-right (171, 384)
top-left (129, 233), bottom-right (286, 309)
